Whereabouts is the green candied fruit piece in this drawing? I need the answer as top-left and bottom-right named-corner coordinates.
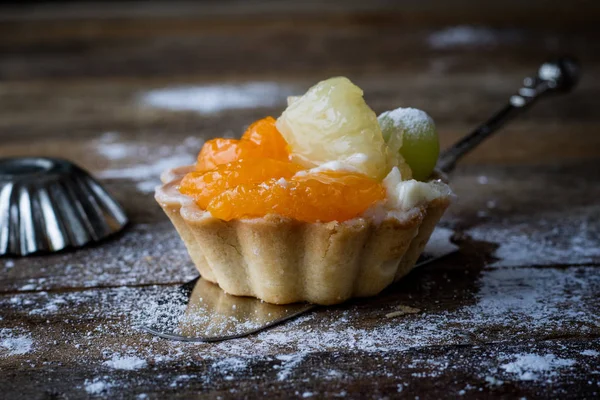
top-left (378, 108), bottom-right (439, 181)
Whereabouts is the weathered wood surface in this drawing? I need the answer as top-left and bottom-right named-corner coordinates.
top-left (1, 1), bottom-right (599, 399)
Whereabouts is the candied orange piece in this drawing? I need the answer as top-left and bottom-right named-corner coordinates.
top-left (241, 116), bottom-right (290, 160)
top-left (206, 171), bottom-right (386, 223)
top-left (196, 138), bottom-right (241, 171)
top-left (188, 116), bottom-right (384, 222)
top-left (196, 117), bottom-right (289, 171)
top-left (180, 159), bottom-right (303, 209)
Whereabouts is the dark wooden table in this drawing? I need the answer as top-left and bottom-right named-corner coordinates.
top-left (1, 1), bottom-right (599, 398)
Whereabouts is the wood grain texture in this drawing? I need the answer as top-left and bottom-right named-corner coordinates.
top-left (0, 1), bottom-right (599, 399)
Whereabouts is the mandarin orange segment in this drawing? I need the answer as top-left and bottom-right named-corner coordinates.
top-left (241, 117), bottom-right (290, 160)
top-left (196, 138), bottom-right (241, 171)
top-left (206, 171), bottom-right (386, 223)
top-left (196, 117), bottom-right (290, 172)
top-left (190, 116), bottom-right (386, 222)
top-left (180, 159), bottom-right (303, 209)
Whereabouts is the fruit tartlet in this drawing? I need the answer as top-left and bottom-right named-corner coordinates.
top-left (156, 77), bottom-right (452, 305)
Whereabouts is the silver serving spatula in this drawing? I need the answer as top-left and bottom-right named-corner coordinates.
top-left (143, 56), bottom-right (580, 342)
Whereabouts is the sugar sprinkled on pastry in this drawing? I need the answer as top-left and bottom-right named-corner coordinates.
top-left (378, 107), bottom-right (439, 181)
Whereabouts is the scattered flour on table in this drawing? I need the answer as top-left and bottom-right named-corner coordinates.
top-left (4, 262), bottom-right (598, 358)
top-left (6, 224), bottom-right (197, 292)
top-left (95, 132), bottom-right (132, 159)
top-left (100, 154), bottom-right (195, 180)
top-left (581, 350), bottom-right (599, 357)
top-left (462, 267), bottom-right (600, 326)
top-left (84, 378), bottom-right (113, 395)
top-left (209, 357), bottom-right (250, 382)
top-left (103, 354), bottom-right (147, 370)
top-left (484, 376), bottom-right (504, 387)
top-left (1, 269), bottom-right (598, 394)
top-left (467, 214), bottom-right (600, 267)
top-left (276, 353), bottom-right (308, 381)
top-left (428, 26), bottom-right (519, 49)
top-left (477, 175), bottom-right (489, 185)
top-left (139, 82), bottom-right (293, 114)
top-left (500, 353), bottom-right (575, 381)
top-left (127, 263), bottom-right (599, 359)
top-left (92, 132), bottom-right (201, 193)
top-left (169, 375), bottom-right (195, 387)
top-left (0, 330), bottom-right (33, 356)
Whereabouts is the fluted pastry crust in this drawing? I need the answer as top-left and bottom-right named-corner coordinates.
top-left (156, 167), bottom-right (450, 305)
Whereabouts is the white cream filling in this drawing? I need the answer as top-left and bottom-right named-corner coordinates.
top-left (293, 153), bottom-right (370, 177)
top-left (363, 167), bottom-right (451, 224)
top-left (382, 167), bottom-right (449, 211)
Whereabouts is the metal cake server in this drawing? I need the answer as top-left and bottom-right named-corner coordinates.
top-left (143, 56), bottom-right (580, 342)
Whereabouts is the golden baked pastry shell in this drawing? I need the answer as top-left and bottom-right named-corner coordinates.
top-left (156, 167), bottom-right (450, 305)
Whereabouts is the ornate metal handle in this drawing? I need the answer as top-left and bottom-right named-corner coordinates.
top-left (436, 57), bottom-right (581, 174)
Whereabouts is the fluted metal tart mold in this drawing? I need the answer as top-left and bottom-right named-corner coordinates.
top-left (156, 167), bottom-right (450, 305)
top-left (0, 157), bottom-right (128, 256)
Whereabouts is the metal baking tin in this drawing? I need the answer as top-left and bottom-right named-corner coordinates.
top-left (0, 157), bottom-right (128, 256)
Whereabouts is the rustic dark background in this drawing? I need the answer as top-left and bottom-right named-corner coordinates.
top-left (1, 1), bottom-right (599, 399)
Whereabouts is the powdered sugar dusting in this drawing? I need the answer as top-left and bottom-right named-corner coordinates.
top-left (107, 155), bottom-right (195, 193)
top-left (103, 354), bottom-right (147, 370)
top-left (500, 353), bottom-right (575, 381)
top-left (2, 223), bottom-right (198, 293)
top-left (468, 213), bottom-right (600, 267)
top-left (0, 261), bottom-right (598, 395)
top-left (463, 267), bottom-right (600, 328)
top-left (211, 357), bottom-right (249, 379)
top-left (139, 82), bottom-right (293, 114)
top-left (276, 353), bottom-right (308, 381)
top-left (92, 132), bottom-right (202, 193)
top-left (428, 26), bottom-right (519, 49)
top-left (2, 264), bottom-right (598, 357)
top-left (581, 350), bottom-right (599, 357)
top-left (378, 108), bottom-right (435, 138)
top-left (0, 330), bottom-right (33, 356)
top-left (134, 263), bottom-right (598, 355)
top-left (84, 378), bottom-right (113, 394)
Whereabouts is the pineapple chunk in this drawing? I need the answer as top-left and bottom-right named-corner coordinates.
top-left (276, 77), bottom-right (392, 181)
